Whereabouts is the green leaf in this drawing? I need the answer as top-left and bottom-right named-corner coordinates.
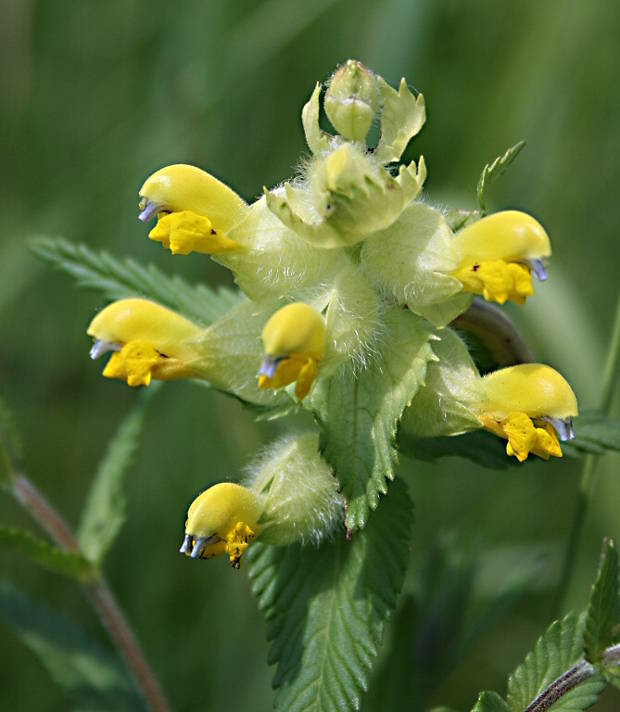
top-left (0, 583), bottom-right (142, 710)
top-left (248, 478), bottom-right (413, 712)
top-left (29, 236), bottom-right (242, 326)
top-left (584, 539), bottom-right (620, 663)
top-left (399, 430), bottom-right (517, 470)
top-left (0, 527), bottom-right (95, 581)
top-left (470, 691), bottom-right (510, 712)
top-left (0, 390), bottom-right (21, 486)
top-left (312, 307), bottom-right (435, 531)
top-left (603, 646), bottom-right (620, 689)
top-left (476, 141), bottom-right (526, 214)
top-left (401, 410), bottom-right (620, 470)
top-left (77, 391), bottom-right (154, 564)
top-left (562, 412), bottom-right (620, 457)
top-left (506, 612), bottom-right (605, 712)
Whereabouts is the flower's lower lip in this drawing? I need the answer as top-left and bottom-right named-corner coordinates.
top-left (258, 355), bottom-right (283, 379)
top-left (89, 340), bottom-right (121, 360)
top-left (543, 416), bottom-right (574, 441)
top-left (138, 200), bottom-right (162, 223)
top-left (526, 259), bottom-right (548, 281)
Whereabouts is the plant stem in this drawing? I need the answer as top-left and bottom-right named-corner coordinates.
top-left (452, 297), bottom-right (535, 367)
top-left (553, 293), bottom-right (620, 616)
top-left (12, 473), bottom-right (172, 712)
top-left (524, 643), bottom-right (620, 712)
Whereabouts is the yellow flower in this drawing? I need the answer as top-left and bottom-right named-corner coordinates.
top-left (138, 164), bottom-right (247, 255)
top-left (450, 211), bottom-right (551, 305)
top-left (476, 363), bottom-right (578, 461)
top-left (179, 483), bottom-right (264, 569)
top-left (87, 298), bottom-right (202, 387)
top-left (258, 302), bottom-right (326, 400)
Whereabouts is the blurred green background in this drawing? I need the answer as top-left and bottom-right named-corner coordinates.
top-left (1, 1), bottom-right (619, 710)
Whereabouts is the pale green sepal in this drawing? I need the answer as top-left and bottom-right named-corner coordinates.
top-left (217, 196), bottom-right (343, 300)
top-left (320, 264), bottom-right (383, 374)
top-left (311, 306), bottom-right (436, 531)
top-left (414, 293), bottom-right (473, 329)
top-left (401, 327), bottom-right (482, 438)
top-left (265, 148), bottom-right (426, 249)
top-left (375, 77), bottom-right (426, 164)
top-left (195, 297), bottom-right (292, 407)
top-left (361, 202), bottom-right (466, 324)
top-left (302, 82), bottom-right (329, 155)
top-left (246, 432), bottom-right (343, 546)
top-left (264, 184), bottom-right (344, 249)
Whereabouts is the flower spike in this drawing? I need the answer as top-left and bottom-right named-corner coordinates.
top-left (476, 363), bottom-right (578, 461)
top-left (450, 211), bottom-right (551, 305)
top-left (138, 164), bottom-right (247, 255)
top-left (258, 302), bottom-right (326, 399)
top-left (180, 483), bottom-right (264, 568)
top-left (87, 298), bottom-right (202, 386)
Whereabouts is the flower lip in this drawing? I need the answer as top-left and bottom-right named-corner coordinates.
top-left (543, 416), bottom-right (575, 441)
top-left (138, 199), bottom-right (162, 223)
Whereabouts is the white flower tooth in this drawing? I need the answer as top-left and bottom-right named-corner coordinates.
top-left (179, 534), bottom-right (193, 555)
top-left (138, 200), bottom-right (161, 223)
top-left (89, 340), bottom-right (121, 360)
top-left (543, 416), bottom-right (574, 441)
top-left (528, 259), bottom-right (548, 281)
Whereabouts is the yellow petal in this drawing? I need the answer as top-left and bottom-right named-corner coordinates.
top-left (453, 260), bottom-right (534, 305)
top-left (149, 210), bottom-right (241, 256)
top-left (480, 364), bottom-right (578, 419)
top-left (139, 164), bottom-right (247, 232)
top-left (261, 303), bottom-right (326, 361)
top-left (295, 358), bottom-right (318, 399)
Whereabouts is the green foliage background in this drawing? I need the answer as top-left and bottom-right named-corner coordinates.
top-left (1, 1), bottom-right (619, 709)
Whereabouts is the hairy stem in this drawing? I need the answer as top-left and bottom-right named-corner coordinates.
top-left (524, 643), bottom-right (620, 712)
top-left (11, 473), bottom-right (172, 712)
top-left (553, 293), bottom-right (620, 616)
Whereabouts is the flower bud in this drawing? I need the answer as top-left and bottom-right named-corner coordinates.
top-left (258, 303), bottom-right (326, 399)
top-left (450, 211), bottom-right (551, 305)
top-left (180, 483), bottom-right (265, 568)
top-left (324, 60), bottom-right (379, 142)
top-left (87, 298), bottom-right (202, 386)
top-left (138, 164), bottom-right (247, 255)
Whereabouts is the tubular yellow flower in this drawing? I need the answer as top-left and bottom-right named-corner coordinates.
top-left (87, 298), bottom-right (202, 387)
top-left (476, 363), bottom-right (578, 461)
top-left (179, 483), bottom-right (264, 569)
top-left (138, 164), bottom-right (247, 255)
top-left (450, 211), bottom-right (551, 305)
top-left (258, 302), bottom-right (326, 400)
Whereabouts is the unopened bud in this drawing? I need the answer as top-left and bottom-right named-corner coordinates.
top-left (324, 60), bottom-right (378, 142)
